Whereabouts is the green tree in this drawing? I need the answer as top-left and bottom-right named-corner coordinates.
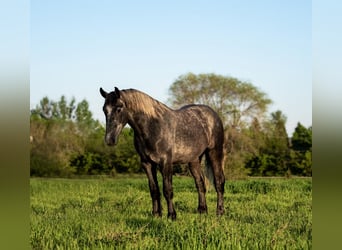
top-left (76, 99), bottom-right (93, 126)
top-left (31, 96), bottom-right (143, 177)
top-left (30, 117), bottom-right (82, 177)
top-left (266, 111), bottom-right (290, 175)
top-left (169, 73), bottom-right (272, 129)
top-left (246, 110), bottom-right (290, 176)
top-left (291, 123), bottom-right (312, 152)
top-left (288, 123), bottom-right (312, 176)
top-left (30, 97), bottom-right (93, 177)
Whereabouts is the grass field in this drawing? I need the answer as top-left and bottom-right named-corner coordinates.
top-left (30, 176), bottom-right (312, 249)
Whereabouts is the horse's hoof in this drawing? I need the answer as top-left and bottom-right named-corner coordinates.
top-left (198, 205), bottom-right (208, 214)
top-left (216, 208), bottom-right (224, 216)
top-left (152, 211), bottom-right (162, 218)
top-left (168, 212), bottom-right (177, 220)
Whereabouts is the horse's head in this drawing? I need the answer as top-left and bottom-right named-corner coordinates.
top-left (100, 87), bottom-right (128, 146)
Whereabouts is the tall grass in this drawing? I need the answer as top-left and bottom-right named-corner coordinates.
top-left (31, 176), bottom-right (312, 249)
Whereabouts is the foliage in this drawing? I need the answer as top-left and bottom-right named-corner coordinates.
top-left (168, 73), bottom-right (272, 129)
top-left (291, 123), bottom-right (312, 151)
top-left (30, 117), bottom-right (82, 177)
top-left (246, 110), bottom-right (290, 176)
top-left (108, 128), bottom-right (141, 174)
top-left (30, 96), bottom-right (140, 177)
top-left (30, 177), bottom-right (312, 249)
top-left (288, 123), bottom-right (312, 176)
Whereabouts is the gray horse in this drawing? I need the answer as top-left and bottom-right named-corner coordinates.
top-left (100, 87), bottom-right (225, 220)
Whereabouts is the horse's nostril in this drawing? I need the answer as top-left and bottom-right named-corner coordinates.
top-left (105, 134), bottom-right (117, 146)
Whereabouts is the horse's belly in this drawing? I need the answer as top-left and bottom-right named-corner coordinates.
top-left (172, 143), bottom-right (206, 163)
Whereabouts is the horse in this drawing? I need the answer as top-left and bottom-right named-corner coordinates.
top-left (100, 87), bottom-right (225, 220)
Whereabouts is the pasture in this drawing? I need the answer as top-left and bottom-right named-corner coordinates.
top-left (30, 176), bottom-right (312, 249)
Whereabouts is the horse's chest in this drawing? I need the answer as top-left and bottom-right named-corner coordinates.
top-left (134, 134), bottom-right (170, 163)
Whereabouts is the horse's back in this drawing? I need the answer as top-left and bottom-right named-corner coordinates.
top-left (178, 104), bottom-right (224, 138)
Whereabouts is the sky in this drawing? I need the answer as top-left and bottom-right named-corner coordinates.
top-left (30, 0), bottom-right (311, 135)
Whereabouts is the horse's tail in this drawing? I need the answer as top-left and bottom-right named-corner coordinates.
top-left (204, 154), bottom-right (215, 191)
top-left (204, 143), bottom-right (225, 192)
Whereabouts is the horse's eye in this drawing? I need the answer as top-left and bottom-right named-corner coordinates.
top-left (116, 107), bottom-right (123, 113)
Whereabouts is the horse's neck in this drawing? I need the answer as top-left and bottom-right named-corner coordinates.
top-left (124, 91), bottom-right (172, 132)
top-left (127, 108), bottom-right (151, 129)
top-left (127, 103), bottom-right (171, 136)
top-left (126, 113), bottom-right (150, 142)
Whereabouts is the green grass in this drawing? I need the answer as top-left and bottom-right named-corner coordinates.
top-left (30, 176), bottom-right (312, 249)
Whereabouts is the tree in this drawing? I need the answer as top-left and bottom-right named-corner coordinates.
top-left (168, 73), bottom-right (272, 179)
top-left (265, 111), bottom-right (290, 175)
top-left (245, 110), bottom-right (290, 176)
top-left (169, 73), bottom-right (272, 129)
top-left (76, 100), bottom-right (93, 126)
top-left (30, 97), bottom-right (94, 177)
top-left (31, 96), bottom-right (143, 177)
top-left (31, 95), bottom-right (76, 121)
top-left (291, 123), bottom-right (312, 152)
top-left (288, 123), bottom-right (312, 176)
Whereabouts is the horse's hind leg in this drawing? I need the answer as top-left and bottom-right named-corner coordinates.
top-left (189, 161), bottom-right (208, 214)
top-left (206, 149), bottom-right (225, 216)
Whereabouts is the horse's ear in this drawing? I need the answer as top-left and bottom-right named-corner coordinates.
top-left (114, 87), bottom-right (121, 98)
top-left (100, 87), bottom-right (107, 98)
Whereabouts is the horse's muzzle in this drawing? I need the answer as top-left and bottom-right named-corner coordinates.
top-left (105, 124), bottom-right (123, 146)
top-left (105, 133), bottom-right (118, 146)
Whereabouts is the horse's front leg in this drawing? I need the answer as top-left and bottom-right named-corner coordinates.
top-left (160, 161), bottom-right (176, 220)
top-left (142, 162), bottom-right (162, 217)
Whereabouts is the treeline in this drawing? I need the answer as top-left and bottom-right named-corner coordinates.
top-left (30, 96), bottom-right (140, 177)
top-left (30, 73), bottom-right (311, 178)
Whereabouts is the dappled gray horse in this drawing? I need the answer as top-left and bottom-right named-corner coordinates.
top-left (100, 87), bottom-right (225, 220)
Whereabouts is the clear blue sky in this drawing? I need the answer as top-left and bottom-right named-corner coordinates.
top-left (30, 0), bottom-right (311, 135)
